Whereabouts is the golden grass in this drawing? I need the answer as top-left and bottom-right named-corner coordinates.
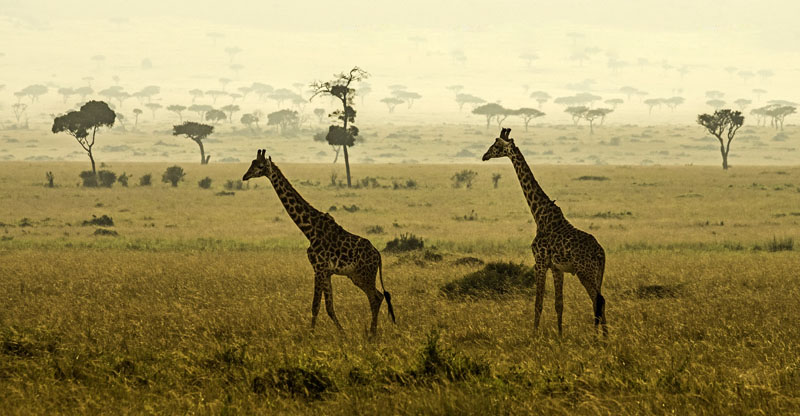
top-left (1, 161), bottom-right (800, 414)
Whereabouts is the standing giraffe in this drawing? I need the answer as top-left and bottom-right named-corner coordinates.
top-left (482, 128), bottom-right (607, 336)
top-left (242, 149), bottom-right (395, 335)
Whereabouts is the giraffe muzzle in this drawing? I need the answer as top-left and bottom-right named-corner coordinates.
top-left (481, 152), bottom-right (491, 161)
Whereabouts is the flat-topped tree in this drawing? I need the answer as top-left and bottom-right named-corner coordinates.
top-left (313, 108), bottom-right (325, 123)
top-left (706, 99), bottom-right (726, 110)
top-left (455, 93), bottom-right (484, 111)
top-left (604, 98), bottom-right (623, 109)
top-left (189, 89), bottom-right (204, 103)
top-left (267, 109), bottom-right (299, 135)
top-left (221, 104), bottom-right (240, 123)
top-left (697, 109), bottom-right (744, 170)
top-left (145, 102), bottom-right (161, 119)
top-left (392, 90), bottom-right (422, 109)
top-left (173, 121), bottom-right (213, 164)
top-left (765, 105), bottom-right (796, 130)
top-left (132, 108), bottom-right (142, 129)
top-left (58, 87), bottom-right (75, 103)
top-left (734, 99), bottom-right (752, 111)
top-left (664, 96), bottom-right (685, 111)
top-left (167, 105), bottom-right (186, 122)
top-left (205, 109), bottom-right (226, 125)
top-left (584, 108), bottom-right (612, 134)
top-left (52, 100), bottom-right (116, 177)
top-left (530, 91), bottom-right (551, 108)
top-left (188, 104), bottom-right (212, 121)
top-left (310, 66), bottom-right (369, 188)
top-left (473, 103), bottom-right (506, 128)
top-left (380, 97), bottom-right (403, 113)
top-left (514, 108), bottom-right (545, 131)
top-left (565, 106), bottom-right (588, 125)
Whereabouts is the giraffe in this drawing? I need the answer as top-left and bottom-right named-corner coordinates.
top-left (242, 149), bottom-right (396, 335)
top-left (482, 128), bottom-right (607, 336)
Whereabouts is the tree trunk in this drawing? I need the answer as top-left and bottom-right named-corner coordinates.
top-left (589, 120), bottom-right (594, 134)
top-left (195, 139), bottom-right (207, 164)
top-left (720, 144), bottom-right (728, 170)
top-left (524, 120), bottom-right (530, 132)
top-left (88, 149), bottom-right (97, 176)
top-left (343, 145), bottom-right (351, 187)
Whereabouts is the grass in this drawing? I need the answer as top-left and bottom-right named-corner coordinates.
top-left (1, 162), bottom-right (800, 413)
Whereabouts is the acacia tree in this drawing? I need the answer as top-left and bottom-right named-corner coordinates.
top-left (173, 121), bottom-right (214, 164)
top-left (584, 108), bottom-right (612, 134)
top-left (132, 108), bottom-right (143, 130)
top-left (455, 93), bottom-right (485, 111)
top-left (514, 108), bottom-right (545, 131)
top-left (472, 103), bottom-right (506, 128)
top-left (604, 98), bottom-right (623, 109)
top-left (52, 100), bottom-right (116, 177)
top-left (313, 108), bottom-right (325, 123)
top-left (664, 96), bottom-right (685, 111)
top-left (240, 113), bottom-right (259, 132)
top-left (310, 67), bottom-right (368, 187)
top-left (734, 98), bottom-right (752, 111)
top-left (696, 109), bottom-right (744, 170)
top-left (765, 105), bottom-right (796, 130)
top-left (564, 106), bottom-right (588, 125)
top-left (267, 109), bottom-right (299, 135)
top-left (167, 105), bottom-right (187, 122)
top-left (145, 102), bottom-right (162, 119)
top-left (380, 97), bottom-right (403, 113)
top-left (392, 90), bottom-right (422, 109)
top-left (529, 91), bottom-right (551, 108)
top-left (221, 104), bottom-right (240, 123)
top-left (205, 109), bottom-right (226, 125)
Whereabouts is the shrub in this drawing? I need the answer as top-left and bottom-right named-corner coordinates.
top-left (365, 225), bottom-right (384, 234)
top-left (453, 209), bottom-right (478, 221)
top-left (93, 228), bottom-right (118, 236)
top-left (441, 261), bottom-right (535, 298)
top-left (78, 171), bottom-right (97, 187)
top-left (416, 331), bottom-right (490, 382)
top-left (139, 174), bottom-right (152, 186)
top-left (45, 171), bottom-right (54, 188)
top-left (452, 256), bottom-right (484, 267)
top-left (82, 215), bottom-right (114, 227)
top-left (492, 173), bottom-right (501, 188)
top-left (198, 177), bottom-right (213, 189)
top-left (224, 179), bottom-right (245, 190)
top-left (359, 176), bottom-right (380, 188)
top-left (753, 237), bottom-right (794, 252)
top-left (385, 233), bottom-right (425, 252)
top-left (97, 170), bottom-right (117, 188)
top-left (257, 364), bottom-right (335, 399)
top-left (451, 170), bottom-right (478, 188)
top-left (342, 204), bottom-right (360, 212)
top-left (576, 175), bottom-right (610, 181)
top-left (635, 284), bottom-right (683, 299)
top-left (393, 178), bottom-right (418, 190)
top-left (118, 172), bottom-right (130, 187)
top-left (162, 166), bottom-right (186, 187)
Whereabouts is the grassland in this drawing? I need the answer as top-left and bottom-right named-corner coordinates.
top-left (1, 161), bottom-right (800, 414)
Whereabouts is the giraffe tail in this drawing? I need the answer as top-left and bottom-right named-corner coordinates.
top-left (594, 293), bottom-right (605, 325)
top-left (378, 258), bottom-right (396, 324)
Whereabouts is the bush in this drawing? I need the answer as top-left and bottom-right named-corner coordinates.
top-left (393, 178), bottom-right (418, 190)
top-left (139, 174), bottom-right (152, 186)
top-left (97, 170), bottom-right (117, 188)
top-left (576, 175), bottom-right (610, 181)
top-left (78, 171), bottom-right (97, 187)
top-left (358, 176), bottom-right (380, 188)
top-left (753, 237), bottom-right (794, 252)
top-left (256, 364), bottom-right (335, 399)
top-left (198, 177), bottom-right (213, 189)
top-left (82, 215), bottom-right (114, 227)
top-left (451, 170), bottom-right (478, 188)
top-left (441, 261), bottom-right (535, 298)
top-left (93, 228), bottom-right (118, 236)
top-left (118, 172), bottom-right (130, 187)
top-left (385, 233), bottom-right (425, 252)
top-left (416, 331), bottom-right (490, 382)
top-left (365, 225), bottom-right (384, 234)
top-left (224, 179), bottom-right (245, 190)
top-left (492, 173), bottom-right (502, 188)
top-left (162, 166), bottom-right (185, 187)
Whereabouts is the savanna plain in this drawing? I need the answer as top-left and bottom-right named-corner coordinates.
top-left (1, 139), bottom-right (800, 414)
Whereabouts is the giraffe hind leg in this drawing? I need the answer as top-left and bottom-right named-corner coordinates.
top-left (311, 271), bottom-right (326, 330)
top-left (552, 269), bottom-right (564, 336)
top-left (321, 276), bottom-right (344, 332)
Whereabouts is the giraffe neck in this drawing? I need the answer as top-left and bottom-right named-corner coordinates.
top-left (508, 146), bottom-right (563, 230)
top-left (267, 163), bottom-right (320, 240)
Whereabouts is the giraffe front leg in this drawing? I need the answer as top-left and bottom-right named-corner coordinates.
top-left (533, 263), bottom-right (548, 332)
top-left (322, 277), bottom-right (344, 333)
top-left (311, 272), bottom-right (325, 330)
top-left (552, 269), bottom-right (564, 337)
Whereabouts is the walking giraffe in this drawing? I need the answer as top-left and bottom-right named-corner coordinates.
top-left (482, 128), bottom-right (607, 336)
top-left (242, 149), bottom-right (395, 335)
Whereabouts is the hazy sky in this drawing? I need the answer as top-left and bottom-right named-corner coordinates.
top-left (2, 0), bottom-right (799, 124)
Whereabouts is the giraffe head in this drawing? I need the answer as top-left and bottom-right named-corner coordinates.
top-left (481, 128), bottom-right (516, 161)
top-left (242, 149), bottom-right (273, 181)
